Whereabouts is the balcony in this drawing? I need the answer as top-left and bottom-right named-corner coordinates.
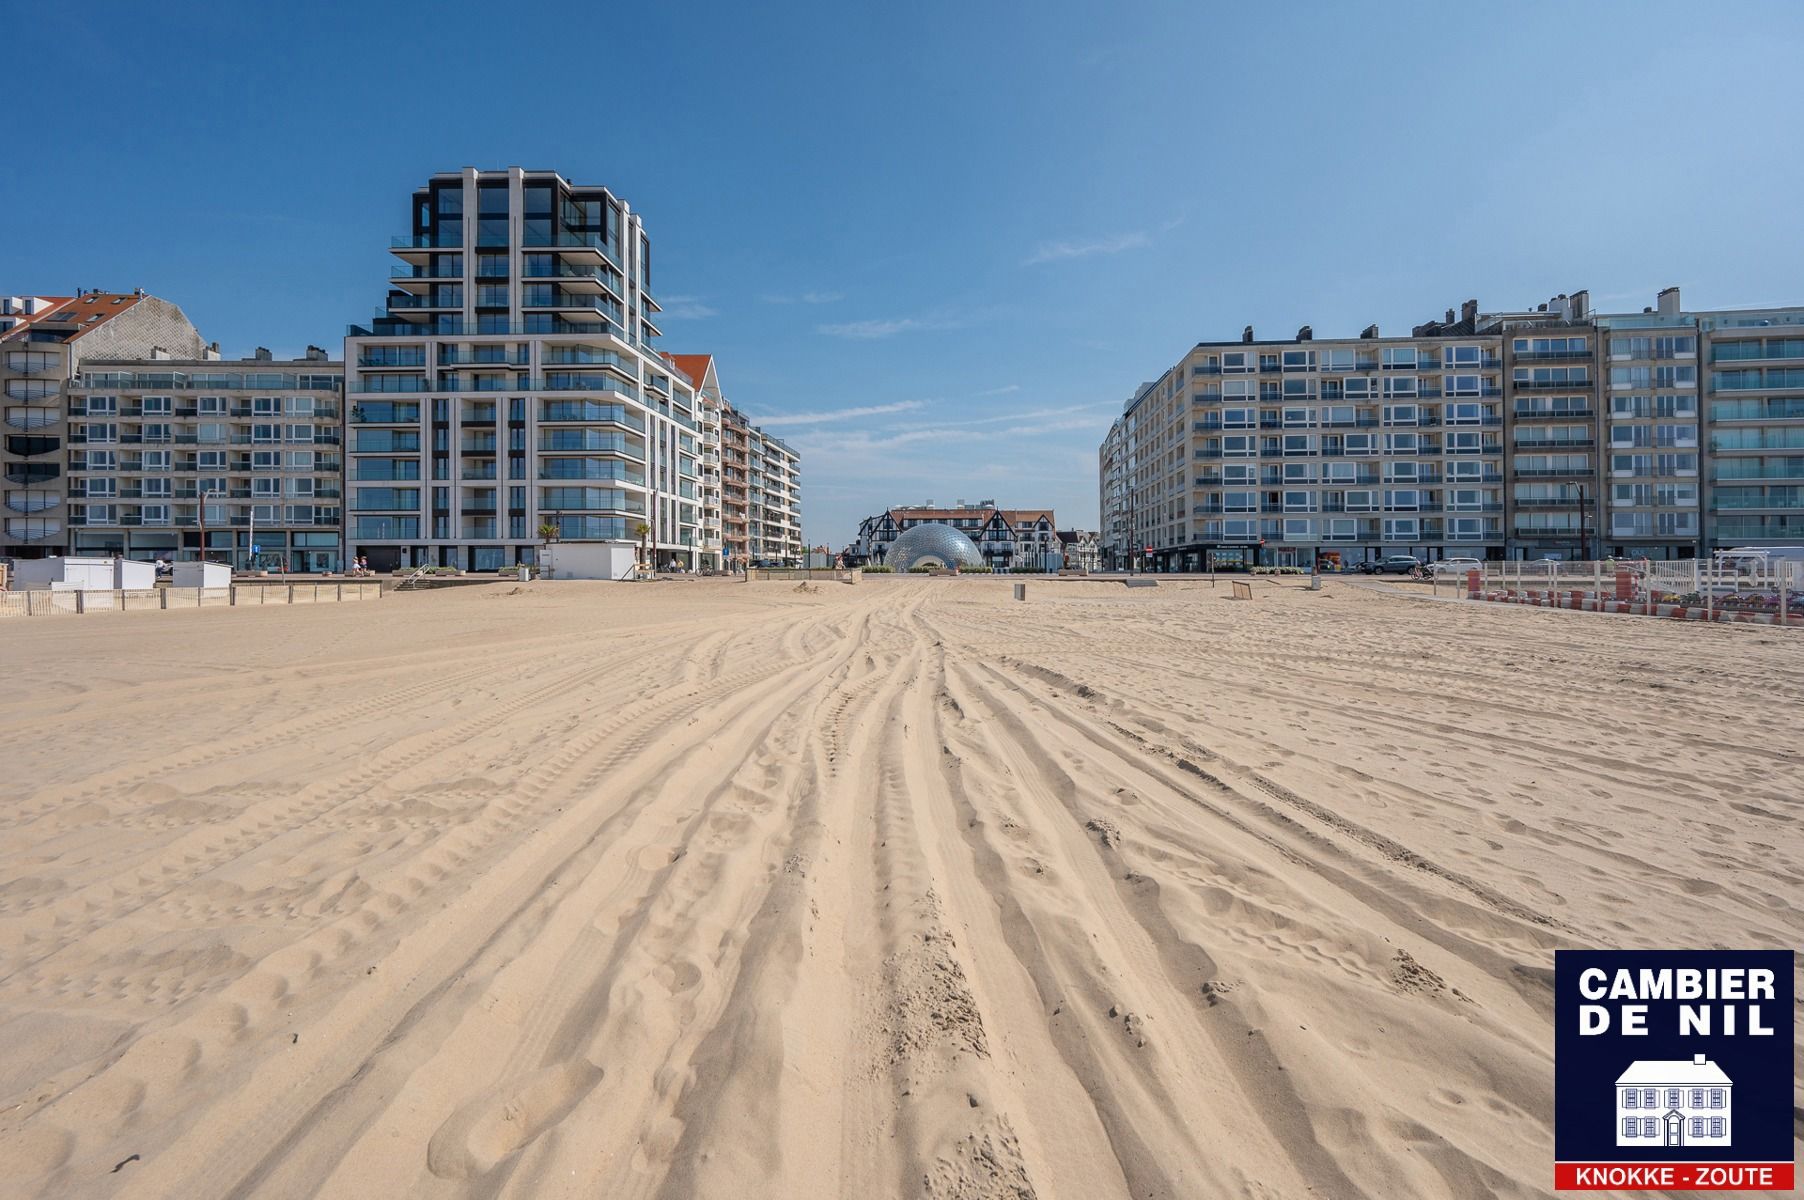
top-left (3, 518), bottom-right (61, 541)
top-left (1511, 377), bottom-right (1593, 391)
top-left (4, 491), bottom-right (60, 513)
top-left (4, 407), bottom-right (61, 431)
top-left (1513, 349), bottom-right (1592, 362)
top-left (1512, 407), bottom-right (1594, 420)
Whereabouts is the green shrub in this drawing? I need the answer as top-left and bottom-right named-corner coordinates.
top-left (961, 565), bottom-right (994, 573)
top-left (862, 565), bottom-right (893, 573)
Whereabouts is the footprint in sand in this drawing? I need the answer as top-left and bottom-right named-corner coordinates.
top-left (426, 1060), bottom-right (606, 1180)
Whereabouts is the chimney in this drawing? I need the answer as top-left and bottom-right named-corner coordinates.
top-left (1570, 290), bottom-right (1590, 321)
top-left (1296, 325), bottom-right (1313, 341)
top-left (1658, 286), bottom-right (1681, 317)
top-left (305, 344), bottom-right (327, 361)
top-left (254, 347), bottom-right (273, 361)
top-left (1241, 325), bottom-right (1254, 344)
top-left (1461, 299), bottom-right (1479, 326)
top-left (1360, 324), bottom-right (1379, 340)
top-left (1693, 1054), bottom-right (1707, 1066)
top-left (1445, 308), bottom-right (1456, 325)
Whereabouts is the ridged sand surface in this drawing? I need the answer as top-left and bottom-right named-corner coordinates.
top-left (0, 576), bottom-right (1798, 1198)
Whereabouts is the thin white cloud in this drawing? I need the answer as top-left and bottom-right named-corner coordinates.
top-left (658, 294), bottom-right (718, 319)
top-left (926, 401), bottom-right (1118, 429)
top-left (816, 313), bottom-right (965, 339)
top-left (752, 400), bottom-right (926, 427)
top-left (1023, 231), bottom-right (1150, 266)
top-left (762, 290), bottom-right (845, 305)
top-left (974, 383), bottom-right (1021, 397)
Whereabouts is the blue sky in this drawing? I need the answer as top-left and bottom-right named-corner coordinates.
top-left (11, 2), bottom-right (1804, 547)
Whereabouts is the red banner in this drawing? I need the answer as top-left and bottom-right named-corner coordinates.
top-left (1556, 1162), bottom-right (1793, 1190)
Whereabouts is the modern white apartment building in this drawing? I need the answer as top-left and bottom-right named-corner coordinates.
top-left (65, 349), bottom-right (344, 569)
top-left (2, 291), bottom-right (206, 558)
top-left (343, 167), bottom-right (702, 572)
top-left (1104, 309), bottom-right (1509, 571)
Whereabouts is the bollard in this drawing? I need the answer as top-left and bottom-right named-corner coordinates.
top-left (336, 583), bottom-right (343, 601)
top-left (160, 588), bottom-right (168, 610)
top-left (288, 583), bottom-right (296, 604)
top-left (224, 586), bottom-right (232, 606)
top-left (76, 590), bottom-right (86, 615)
top-left (1013, 582), bottom-right (1026, 602)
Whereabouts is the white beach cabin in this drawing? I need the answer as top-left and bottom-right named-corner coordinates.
top-left (1615, 1055), bottom-right (1731, 1147)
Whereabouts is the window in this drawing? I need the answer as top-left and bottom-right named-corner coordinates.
top-left (1385, 489), bottom-right (1419, 510)
top-left (141, 504), bottom-right (169, 524)
top-left (1223, 407), bottom-right (1256, 428)
top-left (1382, 347), bottom-right (1418, 368)
top-left (1622, 1118), bottom-right (1638, 1139)
top-left (1283, 491), bottom-right (1312, 511)
top-left (252, 477), bottom-right (280, 496)
top-left (1642, 1089), bottom-right (1657, 1109)
top-left (1711, 1117), bottom-right (1725, 1138)
top-left (1642, 1118), bottom-right (1657, 1139)
top-left (1690, 1088), bottom-right (1704, 1108)
top-left (1383, 404), bottom-right (1418, 424)
top-left (1667, 1089), bottom-right (1680, 1109)
top-left (1691, 1118), bottom-right (1707, 1138)
top-left (1282, 378), bottom-right (1313, 399)
top-left (142, 477), bottom-right (171, 497)
top-left (1445, 375), bottom-right (1482, 397)
top-left (1281, 349), bottom-right (1315, 371)
top-left (1344, 377), bottom-right (1372, 399)
top-left (1283, 518), bottom-right (1312, 539)
top-left (1443, 345), bottom-right (1483, 368)
top-left (1710, 1089), bottom-right (1725, 1109)
top-left (1282, 462), bottom-right (1314, 482)
top-left (1382, 377), bottom-right (1417, 399)
top-left (1320, 349), bottom-right (1354, 371)
top-left (1222, 351), bottom-right (1251, 373)
top-left (142, 395), bottom-right (172, 414)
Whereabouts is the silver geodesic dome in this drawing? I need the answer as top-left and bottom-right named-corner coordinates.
top-left (888, 523), bottom-right (985, 571)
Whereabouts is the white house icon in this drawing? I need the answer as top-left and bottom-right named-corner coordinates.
top-left (1615, 1055), bottom-right (1732, 1147)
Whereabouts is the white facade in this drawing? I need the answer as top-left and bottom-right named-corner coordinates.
top-left (1614, 1056), bottom-right (1731, 1148)
top-left (344, 168), bottom-right (700, 573)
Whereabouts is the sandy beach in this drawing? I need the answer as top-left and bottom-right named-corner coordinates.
top-left (0, 575), bottom-right (1799, 1199)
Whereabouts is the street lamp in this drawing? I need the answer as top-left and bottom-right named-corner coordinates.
top-left (199, 487), bottom-right (222, 565)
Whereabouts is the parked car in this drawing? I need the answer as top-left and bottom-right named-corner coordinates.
top-left (1362, 554), bottom-right (1422, 575)
top-left (1429, 556), bottom-right (1484, 575)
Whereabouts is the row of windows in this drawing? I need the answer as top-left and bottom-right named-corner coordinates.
top-left (75, 395), bottom-right (324, 416)
top-left (70, 450), bottom-right (330, 471)
top-left (1621, 1117), bottom-right (1725, 1139)
top-left (1210, 462), bottom-right (1494, 483)
top-left (1207, 517), bottom-right (1495, 540)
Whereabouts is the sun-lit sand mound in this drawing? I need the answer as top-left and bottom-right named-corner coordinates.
top-left (0, 577), bottom-right (1798, 1198)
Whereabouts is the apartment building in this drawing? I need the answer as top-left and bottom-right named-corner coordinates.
top-left (1102, 287), bottom-right (1804, 568)
top-left (343, 167), bottom-right (702, 573)
top-left (854, 500), bottom-right (1061, 568)
top-left (1592, 288), bottom-right (1702, 559)
top-left (1496, 293), bottom-right (1606, 560)
top-left (1104, 308), bottom-right (1509, 571)
top-left (753, 434), bottom-right (802, 563)
top-left (713, 394), bottom-right (801, 566)
top-left (65, 349), bottom-right (344, 569)
top-left (1696, 304), bottom-right (1804, 550)
top-left (668, 353), bottom-right (724, 570)
top-left (2, 291), bottom-right (206, 557)
top-left (1098, 413), bottom-right (1132, 568)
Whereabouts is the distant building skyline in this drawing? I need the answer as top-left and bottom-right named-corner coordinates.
top-left (9, 4), bottom-right (1804, 547)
